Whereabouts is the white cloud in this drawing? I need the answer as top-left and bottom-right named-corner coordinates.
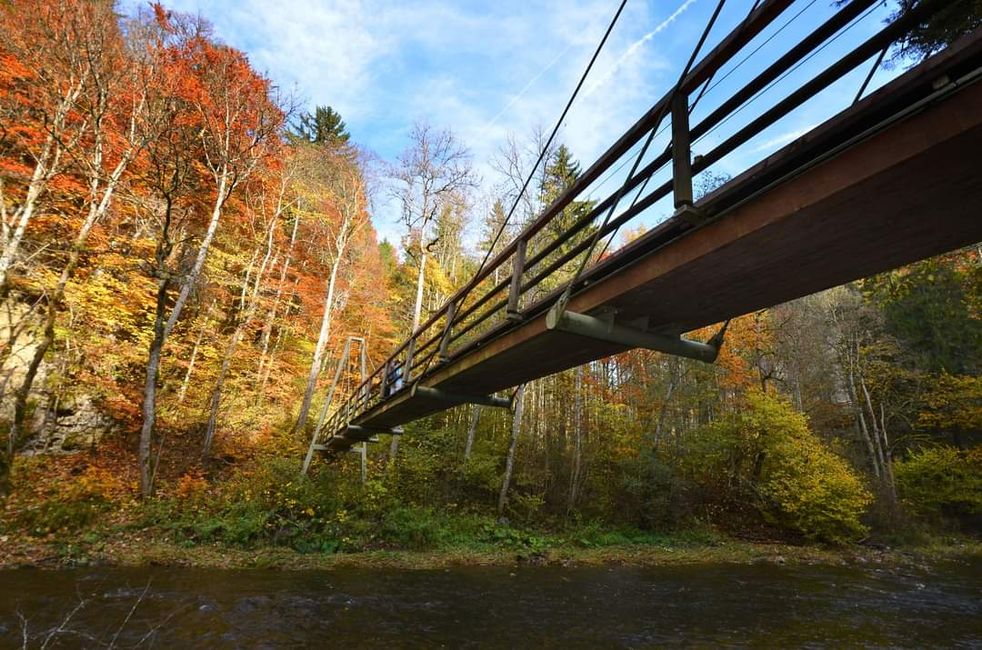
top-left (584, 0), bottom-right (697, 97)
top-left (749, 124), bottom-right (819, 154)
top-left (117, 0), bottom-right (695, 245)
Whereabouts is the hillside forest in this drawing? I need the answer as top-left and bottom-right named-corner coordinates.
top-left (0, 0), bottom-right (979, 561)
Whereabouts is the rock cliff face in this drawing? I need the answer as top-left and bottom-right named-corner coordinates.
top-left (21, 395), bottom-right (115, 455)
top-left (2, 302), bottom-right (114, 454)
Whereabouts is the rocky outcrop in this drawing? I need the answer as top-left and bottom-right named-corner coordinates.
top-left (2, 301), bottom-right (114, 455)
top-left (21, 395), bottom-right (115, 455)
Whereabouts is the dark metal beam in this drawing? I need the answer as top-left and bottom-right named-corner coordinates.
top-left (545, 309), bottom-right (719, 363)
top-left (411, 384), bottom-right (511, 409)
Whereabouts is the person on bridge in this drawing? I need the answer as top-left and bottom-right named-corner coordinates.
top-left (385, 360), bottom-right (404, 397)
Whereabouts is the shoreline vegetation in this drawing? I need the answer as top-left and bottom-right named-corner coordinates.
top-left (3, 532), bottom-right (980, 573)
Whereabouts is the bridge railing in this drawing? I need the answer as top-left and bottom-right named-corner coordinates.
top-left (320, 0), bottom-right (958, 444)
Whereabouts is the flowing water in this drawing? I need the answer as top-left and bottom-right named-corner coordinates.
top-left (1, 558), bottom-right (979, 647)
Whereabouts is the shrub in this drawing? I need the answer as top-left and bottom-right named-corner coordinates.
top-left (149, 456), bottom-right (345, 552)
top-left (895, 445), bottom-right (982, 525)
top-left (682, 391), bottom-right (871, 544)
top-left (748, 391), bottom-right (872, 544)
top-left (480, 521), bottom-right (548, 554)
top-left (11, 464), bottom-right (128, 535)
top-left (453, 452), bottom-right (500, 500)
top-left (618, 453), bottom-right (692, 529)
top-left (378, 506), bottom-right (449, 550)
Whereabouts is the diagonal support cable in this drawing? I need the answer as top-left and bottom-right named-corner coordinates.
top-left (550, 0), bottom-right (729, 322)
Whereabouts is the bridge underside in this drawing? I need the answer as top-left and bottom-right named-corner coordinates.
top-left (327, 42), bottom-right (982, 452)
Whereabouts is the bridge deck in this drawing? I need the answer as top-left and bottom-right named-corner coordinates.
top-left (324, 32), bottom-right (982, 453)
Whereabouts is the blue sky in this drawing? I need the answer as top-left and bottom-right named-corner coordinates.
top-left (119, 0), bottom-right (902, 246)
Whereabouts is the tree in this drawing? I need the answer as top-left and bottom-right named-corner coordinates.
top-left (1, 0), bottom-right (166, 481)
top-left (292, 142), bottom-right (371, 433)
top-left (863, 256), bottom-right (981, 375)
top-left (134, 8), bottom-right (209, 498)
top-left (290, 106), bottom-right (350, 146)
top-left (533, 144), bottom-right (595, 295)
top-left (387, 122), bottom-right (474, 461)
top-left (498, 384), bottom-right (526, 514)
top-left (827, 286), bottom-right (899, 505)
top-left (137, 8), bottom-right (285, 496)
top-left (0, 0), bottom-right (94, 295)
top-left (892, 0), bottom-right (982, 61)
top-left (201, 167), bottom-right (287, 458)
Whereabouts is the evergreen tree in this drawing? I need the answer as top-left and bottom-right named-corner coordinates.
top-left (892, 0), bottom-right (982, 61)
top-left (479, 199), bottom-right (510, 257)
top-left (290, 105), bottom-right (350, 145)
top-left (534, 144), bottom-right (595, 292)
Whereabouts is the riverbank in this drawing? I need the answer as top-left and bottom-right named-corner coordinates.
top-left (3, 528), bottom-right (979, 572)
top-left (3, 450), bottom-right (979, 574)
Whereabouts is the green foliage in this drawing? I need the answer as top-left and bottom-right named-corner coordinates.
top-left (15, 490), bottom-right (109, 536)
top-left (535, 144), bottom-right (596, 290)
top-left (454, 452), bottom-right (502, 499)
top-left (617, 453), bottom-right (693, 529)
top-left (747, 392), bottom-right (872, 544)
top-left (864, 258), bottom-right (982, 375)
top-left (684, 391), bottom-right (872, 544)
top-left (377, 506), bottom-right (449, 550)
top-left (479, 521), bottom-right (548, 554)
top-left (503, 491), bottom-right (545, 525)
top-left (290, 105), bottom-right (350, 145)
top-left (917, 373), bottom-right (982, 442)
top-left (895, 446), bottom-right (982, 525)
top-left (144, 457), bottom-right (345, 552)
top-left (891, 0), bottom-right (982, 61)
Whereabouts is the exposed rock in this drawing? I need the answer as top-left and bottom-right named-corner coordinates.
top-left (2, 300), bottom-right (114, 455)
top-left (21, 395), bottom-right (115, 455)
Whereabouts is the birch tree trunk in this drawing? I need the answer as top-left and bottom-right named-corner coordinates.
top-left (0, 76), bottom-right (86, 295)
top-left (165, 167), bottom-right (230, 336)
top-left (567, 367), bottom-right (584, 512)
top-left (140, 277), bottom-right (169, 497)
top-left (202, 216), bottom-right (276, 457)
top-left (7, 102), bottom-right (140, 456)
top-left (498, 384), bottom-right (526, 515)
top-left (389, 242), bottom-right (428, 464)
top-left (293, 232), bottom-right (347, 432)
top-left (257, 215), bottom-right (299, 384)
top-left (177, 303), bottom-right (214, 405)
top-left (463, 405), bottom-right (481, 460)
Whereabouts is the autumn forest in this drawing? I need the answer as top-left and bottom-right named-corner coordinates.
top-left (0, 0), bottom-right (979, 570)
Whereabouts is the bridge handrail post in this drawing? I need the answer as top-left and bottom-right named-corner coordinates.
top-left (439, 300), bottom-right (457, 362)
top-left (403, 340), bottom-right (415, 383)
top-left (671, 90), bottom-right (694, 209)
top-left (506, 238), bottom-right (527, 321)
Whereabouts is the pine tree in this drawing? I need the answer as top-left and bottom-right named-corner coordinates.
top-left (892, 0), bottom-right (982, 61)
top-left (291, 105), bottom-right (350, 145)
top-left (479, 199), bottom-right (509, 257)
top-left (534, 144), bottom-right (595, 292)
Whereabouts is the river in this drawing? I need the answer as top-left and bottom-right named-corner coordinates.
top-left (1, 558), bottom-right (979, 647)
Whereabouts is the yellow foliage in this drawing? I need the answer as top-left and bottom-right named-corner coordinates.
top-left (746, 391), bottom-right (872, 544)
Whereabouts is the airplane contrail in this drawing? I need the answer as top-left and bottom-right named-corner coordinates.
top-left (482, 0), bottom-right (697, 134)
top-left (585, 0), bottom-right (698, 96)
top-left (484, 41), bottom-right (575, 132)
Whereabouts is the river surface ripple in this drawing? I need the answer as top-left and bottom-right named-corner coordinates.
top-left (1, 558), bottom-right (979, 647)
